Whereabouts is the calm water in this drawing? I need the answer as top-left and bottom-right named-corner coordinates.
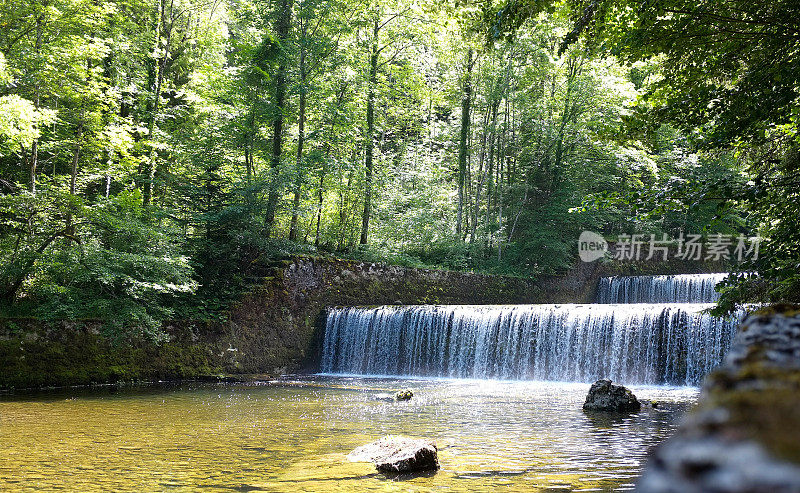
top-left (0, 377), bottom-right (696, 492)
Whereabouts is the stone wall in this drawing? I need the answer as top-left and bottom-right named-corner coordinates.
top-left (537, 254), bottom-right (726, 304)
top-left (228, 257), bottom-right (551, 375)
top-left (0, 257), bottom-right (553, 389)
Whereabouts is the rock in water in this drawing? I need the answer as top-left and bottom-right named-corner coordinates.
top-left (583, 379), bottom-right (641, 412)
top-left (395, 389), bottom-right (413, 401)
top-left (372, 389), bottom-right (413, 401)
top-left (347, 435), bottom-right (439, 473)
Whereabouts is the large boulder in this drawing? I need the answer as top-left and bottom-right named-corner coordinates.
top-left (347, 435), bottom-right (439, 473)
top-left (583, 379), bottom-right (641, 412)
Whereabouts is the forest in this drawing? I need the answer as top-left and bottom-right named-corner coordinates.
top-left (1, 0), bottom-right (798, 337)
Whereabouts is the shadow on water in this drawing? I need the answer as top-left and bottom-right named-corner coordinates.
top-left (378, 468), bottom-right (439, 481)
top-left (0, 381), bottom-right (208, 402)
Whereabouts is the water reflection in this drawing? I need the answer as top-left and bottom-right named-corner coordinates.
top-left (584, 410), bottom-right (629, 429)
top-left (0, 377), bottom-right (696, 491)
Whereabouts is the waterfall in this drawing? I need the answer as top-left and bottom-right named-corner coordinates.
top-left (321, 273), bottom-right (739, 385)
top-left (321, 303), bottom-right (738, 385)
top-left (595, 273), bottom-right (727, 303)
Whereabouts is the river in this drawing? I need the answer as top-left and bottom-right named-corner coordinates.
top-left (1, 376), bottom-right (695, 492)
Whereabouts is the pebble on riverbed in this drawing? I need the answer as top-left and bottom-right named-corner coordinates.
top-left (347, 435), bottom-right (439, 473)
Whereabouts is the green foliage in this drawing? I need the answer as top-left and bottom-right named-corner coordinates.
top-left (2, 0), bottom-right (784, 334)
top-left (557, 0), bottom-right (800, 147)
top-left (0, 96), bottom-right (52, 155)
top-left (726, 144), bottom-right (800, 306)
top-left (578, 0), bottom-right (800, 307)
top-left (0, 189), bottom-right (195, 339)
top-left (482, 0), bottom-right (799, 307)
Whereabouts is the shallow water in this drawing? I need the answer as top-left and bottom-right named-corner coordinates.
top-left (0, 377), bottom-right (696, 492)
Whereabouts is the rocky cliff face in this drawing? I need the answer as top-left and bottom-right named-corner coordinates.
top-left (638, 305), bottom-right (800, 492)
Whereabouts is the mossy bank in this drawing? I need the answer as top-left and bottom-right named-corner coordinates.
top-left (0, 257), bottom-right (545, 390)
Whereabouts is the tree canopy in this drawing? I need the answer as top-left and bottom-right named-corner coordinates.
top-left (0, 0), bottom-right (793, 335)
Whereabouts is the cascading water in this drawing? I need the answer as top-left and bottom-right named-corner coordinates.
top-left (595, 273), bottom-right (727, 303)
top-left (321, 273), bottom-right (741, 385)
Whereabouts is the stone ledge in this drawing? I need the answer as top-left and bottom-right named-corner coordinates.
top-left (638, 305), bottom-right (800, 492)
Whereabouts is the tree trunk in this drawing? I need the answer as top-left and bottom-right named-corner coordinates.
top-left (65, 123), bottom-right (83, 234)
top-left (314, 170), bottom-right (325, 247)
top-left (489, 90), bottom-right (510, 248)
top-left (471, 101), bottom-right (492, 243)
top-left (143, 0), bottom-right (167, 207)
top-left (360, 18), bottom-right (379, 245)
top-left (244, 102), bottom-right (256, 179)
top-left (483, 99), bottom-right (500, 241)
top-left (29, 14), bottom-right (43, 195)
top-left (289, 44), bottom-right (307, 241)
top-left (338, 171), bottom-right (353, 250)
top-left (265, 0), bottom-right (294, 234)
top-left (69, 125), bottom-right (82, 196)
top-left (30, 140), bottom-right (38, 196)
top-left (456, 48), bottom-right (472, 238)
top-left (314, 83), bottom-right (346, 248)
top-left (551, 58), bottom-right (580, 195)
